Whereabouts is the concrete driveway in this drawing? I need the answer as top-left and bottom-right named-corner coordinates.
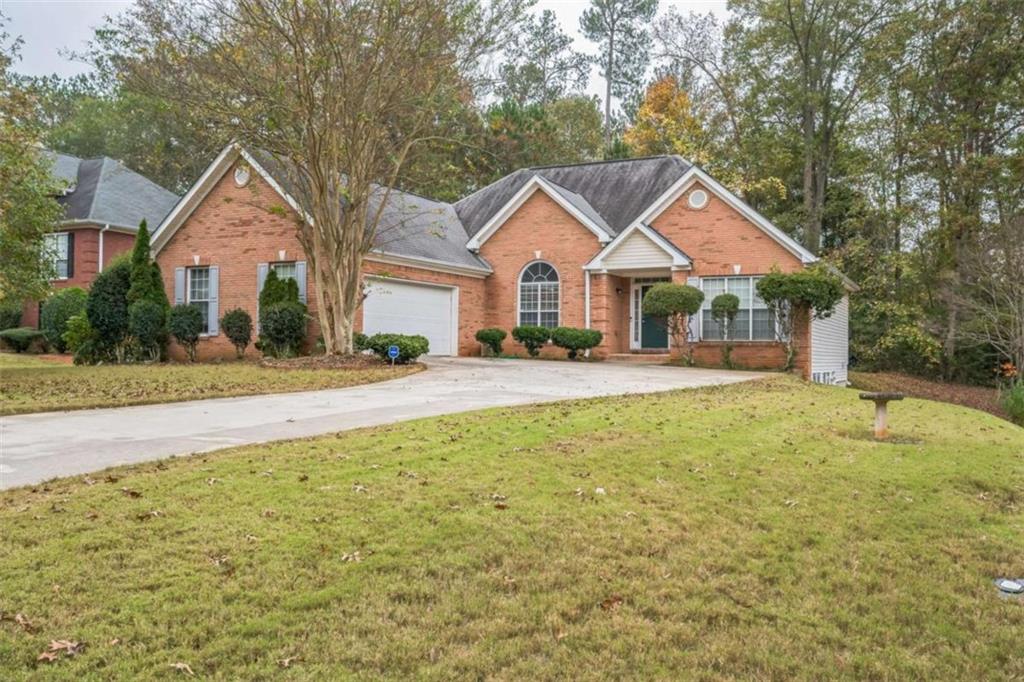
top-left (0, 357), bottom-right (762, 489)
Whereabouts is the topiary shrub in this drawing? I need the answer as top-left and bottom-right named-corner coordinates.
top-left (221, 308), bottom-right (253, 358)
top-left (259, 302), bottom-right (307, 358)
top-left (0, 300), bottom-right (22, 331)
top-left (40, 287), bottom-right (87, 353)
top-left (512, 325), bottom-right (551, 357)
top-left (129, 299), bottom-right (167, 362)
top-left (550, 326), bottom-right (603, 360)
top-left (0, 327), bottom-right (46, 353)
top-left (1001, 383), bottom-right (1024, 426)
top-left (366, 333), bottom-right (429, 364)
top-left (63, 313), bottom-right (103, 365)
top-left (168, 303), bottom-right (203, 362)
top-left (475, 327), bottom-right (507, 356)
top-left (756, 266), bottom-right (844, 371)
top-left (710, 293), bottom-right (740, 368)
top-left (86, 257), bottom-right (133, 362)
top-left (642, 283), bottom-right (704, 365)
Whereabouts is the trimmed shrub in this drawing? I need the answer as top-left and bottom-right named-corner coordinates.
top-left (475, 327), bottom-right (507, 356)
top-left (86, 257), bottom-right (133, 361)
top-left (168, 303), bottom-right (203, 362)
top-left (259, 269), bottom-right (300, 311)
top-left (221, 308), bottom-right (253, 358)
top-left (550, 326), bottom-right (603, 360)
top-left (1002, 383), bottom-right (1024, 426)
top-left (710, 293), bottom-right (740, 368)
top-left (0, 327), bottom-right (46, 353)
top-left (366, 333), bottom-right (429, 364)
top-left (512, 325), bottom-right (551, 357)
top-left (642, 283), bottom-right (704, 363)
top-left (0, 301), bottom-right (22, 331)
top-left (63, 313), bottom-right (103, 365)
top-left (129, 299), bottom-right (167, 362)
top-left (354, 331), bottom-right (370, 352)
top-left (40, 287), bottom-right (87, 353)
top-left (259, 302), bottom-right (307, 358)
top-left (756, 266), bottom-right (844, 370)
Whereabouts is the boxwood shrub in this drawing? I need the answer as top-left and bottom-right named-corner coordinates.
top-left (40, 287), bottom-right (88, 353)
top-left (512, 325), bottom-right (550, 357)
top-left (0, 327), bottom-right (47, 353)
top-left (550, 326), bottom-right (603, 360)
top-left (221, 308), bottom-right (253, 358)
top-left (259, 302), bottom-right (307, 358)
top-left (475, 327), bottom-right (507, 356)
top-left (168, 303), bottom-right (203, 362)
top-left (366, 333), bottom-right (429, 364)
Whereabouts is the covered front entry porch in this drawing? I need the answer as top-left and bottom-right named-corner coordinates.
top-left (587, 268), bottom-right (692, 357)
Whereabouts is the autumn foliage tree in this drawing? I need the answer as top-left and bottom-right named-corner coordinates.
top-left (624, 75), bottom-right (712, 165)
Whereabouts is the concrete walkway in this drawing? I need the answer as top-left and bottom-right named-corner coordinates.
top-left (0, 358), bottom-right (762, 489)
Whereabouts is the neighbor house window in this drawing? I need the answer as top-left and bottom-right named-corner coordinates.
top-left (519, 261), bottom-right (559, 328)
top-left (271, 261), bottom-right (296, 282)
top-left (187, 266), bottom-right (211, 334)
top-left (700, 276), bottom-right (774, 341)
top-left (44, 233), bottom-right (71, 279)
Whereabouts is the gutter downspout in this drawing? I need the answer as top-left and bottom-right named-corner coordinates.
top-left (584, 269), bottom-right (591, 358)
top-left (98, 224), bottom-right (110, 272)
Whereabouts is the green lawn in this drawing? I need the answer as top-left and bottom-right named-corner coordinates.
top-left (0, 353), bottom-right (419, 415)
top-left (1, 377), bottom-right (1021, 679)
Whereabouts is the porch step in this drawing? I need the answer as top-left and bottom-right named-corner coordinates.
top-left (606, 353), bottom-right (671, 364)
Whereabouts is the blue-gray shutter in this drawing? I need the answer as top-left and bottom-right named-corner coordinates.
top-left (687, 276), bottom-right (700, 342)
top-left (207, 266), bottom-right (219, 335)
top-left (295, 261), bottom-right (307, 304)
top-left (174, 267), bottom-right (186, 305)
top-left (256, 263), bottom-right (269, 332)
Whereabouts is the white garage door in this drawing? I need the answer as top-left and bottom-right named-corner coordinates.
top-left (362, 278), bottom-right (457, 356)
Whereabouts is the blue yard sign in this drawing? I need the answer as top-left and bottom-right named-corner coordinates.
top-left (387, 345), bottom-right (400, 365)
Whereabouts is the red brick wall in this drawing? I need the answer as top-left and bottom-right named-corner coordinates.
top-left (156, 162), bottom-right (484, 361)
top-left (478, 190), bottom-right (604, 358)
top-left (21, 226), bottom-right (136, 329)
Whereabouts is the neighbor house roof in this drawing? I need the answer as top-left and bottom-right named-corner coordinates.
top-left (45, 152), bottom-right (180, 232)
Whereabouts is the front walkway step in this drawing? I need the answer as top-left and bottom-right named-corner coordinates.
top-left (606, 353), bottom-right (671, 364)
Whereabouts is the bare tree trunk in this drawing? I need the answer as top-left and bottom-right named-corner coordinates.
top-left (604, 29), bottom-right (615, 149)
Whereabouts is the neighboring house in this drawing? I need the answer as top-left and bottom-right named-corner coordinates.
top-left (152, 144), bottom-right (854, 383)
top-left (22, 152), bottom-right (180, 328)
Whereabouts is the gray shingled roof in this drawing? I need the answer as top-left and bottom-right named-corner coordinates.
top-left (46, 152), bottom-right (180, 231)
top-left (455, 156), bottom-right (692, 237)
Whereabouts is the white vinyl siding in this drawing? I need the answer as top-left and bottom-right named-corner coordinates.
top-left (700, 276), bottom-right (773, 341)
top-left (811, 296), bottom-right (849, 385)
top-left (601, 230), bottom-right (674, 270)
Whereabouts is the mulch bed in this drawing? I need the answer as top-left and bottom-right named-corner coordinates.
top-left (849, 371), bottom-right (1008, 420)
top-left (259, 353), bottom-right (405, 370)
top-left (34, 354), bottom-right (74, 365)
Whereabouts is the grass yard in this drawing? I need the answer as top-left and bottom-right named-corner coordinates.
top-left (1, 377), bottom-right (1022, 679)
top-left (0, 353), bottom-right (420, 415)
top-left (851, 370), bottom-right (1007, 421)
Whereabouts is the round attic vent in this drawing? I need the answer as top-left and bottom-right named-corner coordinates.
top-left (688, 189), bottom-right (708, 209)
top-left (234, 165), bottom-right (251, 187)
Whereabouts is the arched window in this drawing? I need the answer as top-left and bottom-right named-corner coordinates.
top-left (518, 261), bottom-right (560, 328)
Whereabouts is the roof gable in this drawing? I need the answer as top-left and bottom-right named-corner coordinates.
top-left (586, 222), bottom-right (692, 271)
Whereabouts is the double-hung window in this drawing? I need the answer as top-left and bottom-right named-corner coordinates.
top-left (271, 261), bottom-right (297, 282)
top-left (187, 266), bottom-right (211, 334)
top-left (44, 233), bottom-right (71, 279)
top-left (518, 261), bottom-right (559, 328)
top-left (700, 276), bottom-right (774, 341)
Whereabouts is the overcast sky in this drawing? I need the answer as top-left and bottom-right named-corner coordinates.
top-left (3, 0), bottom-right (728, 100)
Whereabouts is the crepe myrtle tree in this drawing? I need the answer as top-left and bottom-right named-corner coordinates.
top-left (99, 0), bottom-right (527, 355)
top-left (642, 283), bottom-right (703, 365)
top-left (756, 266), bottom-right (844, 371)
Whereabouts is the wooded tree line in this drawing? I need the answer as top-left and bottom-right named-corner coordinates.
top-left (4, 0), bottom-right (1022, 382)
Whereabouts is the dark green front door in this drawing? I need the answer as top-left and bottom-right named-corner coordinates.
top-left (640, 285), bottom-right (669, 349)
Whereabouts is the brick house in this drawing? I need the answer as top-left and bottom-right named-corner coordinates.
top-left (22, 152), bottom-right (180, 328)
top-left (152, 144), bottom-right (853, 383)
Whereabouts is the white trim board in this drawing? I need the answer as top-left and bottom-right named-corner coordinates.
top-left (465, 175), bottom-right (613, 251)
top-left (631, 167), bottom-right (818, 265)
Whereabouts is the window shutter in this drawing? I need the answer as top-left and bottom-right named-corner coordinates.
top-left (208, 266), bottom-right (219, 336)
top-left (295, 261), bottom-right (307, 304)
top-left (66, 233), bottom-right (75, 278)
top-left (174, 267), bottom-right (186, 305)
top-left (256, 263), bottom-right (269, 332)
top-left (686, 276), bottom-right (700, 342)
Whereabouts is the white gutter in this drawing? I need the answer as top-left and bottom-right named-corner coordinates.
top-left (98, 224), bottom-right (110, 272)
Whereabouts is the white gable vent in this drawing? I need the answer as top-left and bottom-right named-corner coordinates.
top-left (688, 189), bottom-right (708, 209)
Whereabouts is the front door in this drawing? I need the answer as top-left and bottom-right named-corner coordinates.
top-left (630, 280), bottom-right (671, 348)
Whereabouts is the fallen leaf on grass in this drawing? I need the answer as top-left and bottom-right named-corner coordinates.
top-left (600, 595), bottom-right (624, 611)
top-left (120, 487), bottom-right (142, 498)
top-left (261, 509), bottom-right (276, 518)
top-left (136, 510), bottom-right (163, 521)
top-left (37, 639), bottom-right (84, 662)
top-left (278, 656), bottom-right (299, 668)
top-left (109, 638), bottom-right (120, 646)
top-left (104, 475), bottom-right (120, 483)
top-left (82, 476), bottom-right (97, 486)
top-left (352, 483), bottom-right (368, 493)
top-left (169, 662), bottom-right (195, 676)
top-left (298, 474), bottom-right (309, 482)
top-left (494, 502), bottom-right (509, 510)
top-left (206, 478), bottom-right (221, 485)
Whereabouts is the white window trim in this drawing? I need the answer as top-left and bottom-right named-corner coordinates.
top-left (516, 260), bottom-right (561, 329)
top-left (698, 275), bottom-right (775, 342)
top-left (45, 231), bottom-right (70, 281)
top-left (186, 266), bottom-right (212, 337)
